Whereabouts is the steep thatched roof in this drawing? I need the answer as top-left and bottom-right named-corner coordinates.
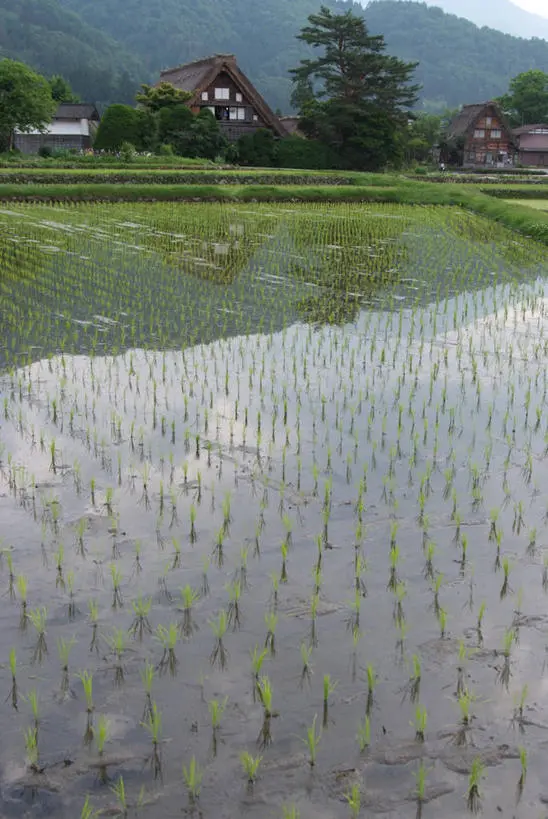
top-left (445, 101), bottom-right (516, 148)
top-left (159, 54), bottom-right (285, 137)
top-left (446, 103), bottom-right (490, 139)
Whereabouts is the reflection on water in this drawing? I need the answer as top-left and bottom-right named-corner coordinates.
top-left (1, 203), bottom-right (548, 818)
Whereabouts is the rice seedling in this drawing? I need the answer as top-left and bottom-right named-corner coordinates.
top-left (141, 700), bottom-right (163, 780)
top-left (516, 745), bottom-right (527, 799)
top-left (78, 670), bottom-right (94, 744)
top-left (110, 775), bottom-right (128, 817)
top-left (512, 684), bottom-right (528, 732)
top-left (209, 610), bottom-right (229, 670)
top-left (412, 704), bottom-right (427, 743)
top-left (57, 636), bottom-right (76, 697)
top-left (466, 757), bottom-right (485, 814)
top-left (208, 695), bottom-right (228, 755)
top-left (156, 623), bottom-right (179, 676)
top-left (140, 660), bottom-right (156, 721)
top-left (322, 674), bottom-right (338, 727)
top-left (25, 688), bottom-right (40, 730)
top-left (107, 628), bottom-right (126, 686)
top-left (257, 675), bottom-right (275, 747)
top-left (302, 713), bottom-right (321, 767)
top-left (28, 607), bottom-right (48, 664)
top-left (356, 714), bottom-right (370, 752)
top-left (500, 557), bottom-right (513, 600)
top-left (88, 599), bottom-right (100, 653)
top-left (497, 628), bottom-right (516, 690)
top-left (182, 756), bottom-right (203, 805)
top-left (366, 664), bottom-right (376, 716)
top-left (240, 750), bottom-right (262, 788)
top-left (16, 575), bottom-right (28, 630)
top-left (226, 579), bottom-right (243, 630)
top-left (80, 795), bottom-right (100, 819)
top-left (345, 783), bottom-right (361, 818)
top-left (414, 760), bottom-right (430, 816)
top-left (24, 725), bottom-right (40, 772)
top-left (110, 564), bottom-right (123, 609)
top-left (264, 610), bottom-right (278, 656)
top-left (300, 643), bottom-right (314, 689)
top-left (282, 806), bottom-right (300, 819)
top-left (129, 595), bottom-right (152, 641)
top-left (178, 585), bottom-right (200, 638)
top-left (6, 648), bottom-right (18, 710)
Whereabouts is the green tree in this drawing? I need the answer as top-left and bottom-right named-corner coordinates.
top-left (0, 59), bottom-right (56, 150)
top-left (94, 104), bottom-right (153, 151)
top-left (498, 70), bottom-right (548, 126)
top-left (136, 82), bottom-right (193, 112)
top-left (405, 113), bottom-right (444, 164)
top-left (157, 104), bottom-right (194, 148)
top-left (49, 75), bottom-right (80, 103)
top-left (291, 6), bottom-right (420, 170)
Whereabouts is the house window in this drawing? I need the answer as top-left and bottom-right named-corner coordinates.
top-left (485, 117), bottom-right (492, 126)
top-left (214, 88), bottom-right (230, 100)
top-left (229, 107), bottom-right (246, 121)
top-left (253, 114), bottom-right (259, 122)
top-left (235, 92), bottom-right (243, 103)
top-left (468, 151), bottom-right (476, 162)
top-left (491, 129), bottom-right (501, 139)
top-left (207, 107), bottom-right (215, 115)
top-left (474, 129), bottom-right (485, 138)
top-left (201, 91), bottom-right (209, 101)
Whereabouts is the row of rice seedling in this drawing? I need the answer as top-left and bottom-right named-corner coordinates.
top-left (0, 201), bottom-right (547, 816)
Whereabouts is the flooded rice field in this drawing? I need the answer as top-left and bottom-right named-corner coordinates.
top-left (1, 202), bottom-right (548, 818)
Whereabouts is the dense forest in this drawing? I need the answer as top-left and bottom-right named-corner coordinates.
top-left (3, 0), bottom-right (548, 111)
top-left (424, 0), bottom-right (548, 41)
top-left (0, 0), bottom-right (144, 104)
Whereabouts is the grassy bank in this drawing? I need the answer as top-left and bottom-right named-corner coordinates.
top-left (1, 178), bottom-right (547, 245)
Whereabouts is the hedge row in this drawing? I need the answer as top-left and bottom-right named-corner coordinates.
top-left (0, 172), bottom-right (355, 187)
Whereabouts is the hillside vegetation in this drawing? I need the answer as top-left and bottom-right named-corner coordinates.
top-left (5, 0), bottom-right (548, 110)
top-left (0, 0), bottom-right (144, 104)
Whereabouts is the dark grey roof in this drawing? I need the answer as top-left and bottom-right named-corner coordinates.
top-left (512, 123), bottom-right (548, 135)
top-left (56, 103), bottom-right (100, 121)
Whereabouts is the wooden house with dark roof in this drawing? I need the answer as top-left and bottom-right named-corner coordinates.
top-left (442, 101), bottom-right (516, 168)
top-left (159, 54), bottom-right (286, 142)
top-left (14, 104), bottom-right (100, 155)
top-left (512, 124), bottom-right (548, 167)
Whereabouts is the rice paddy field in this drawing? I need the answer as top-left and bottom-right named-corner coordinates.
top-left (2, 200), bottom-right (548, 818)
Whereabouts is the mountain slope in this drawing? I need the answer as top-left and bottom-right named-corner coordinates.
top-left (56, 0), bottom-right (548, 112)
top-left (414, 0), bottom-right (548, 40)
top-left (0, 0), bottom-right (145, 104)
top-left (365, 1), bottom-right (548, 109)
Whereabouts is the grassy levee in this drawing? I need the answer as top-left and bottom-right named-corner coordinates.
top-left (1, 177), bottom-right (548, 244)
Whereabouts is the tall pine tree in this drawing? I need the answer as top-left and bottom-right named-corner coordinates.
top-left (291, 6), bottom-right (420, 170)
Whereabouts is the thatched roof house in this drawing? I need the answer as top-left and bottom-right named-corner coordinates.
top-left (443, 101), bottom-right (516, 168)
top-left (159, 54), bottom-right (285, 142)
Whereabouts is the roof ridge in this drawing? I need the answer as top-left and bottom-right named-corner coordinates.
top-left (161, 54), bottom-right (235, 75)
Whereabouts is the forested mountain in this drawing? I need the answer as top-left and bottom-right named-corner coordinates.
top-left (408, 0), bottom-right (548, 41)
top-left (0, 0), bottom-right (144, 104)
top-left (5, 0), bottom-right (548, 111)
top-left (365, 1), bottom-right (548, 110)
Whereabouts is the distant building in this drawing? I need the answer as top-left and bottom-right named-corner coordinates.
top-left (512, 124), bottom-right (548, 167)
top-left (158, 54), bottom-right (286, 142)
top-left (279, 116), bottom-right (303, 137)
top-left (443, 101), bottom-right (516, 168)
top-left (14, 104), bottom-right (100, 154)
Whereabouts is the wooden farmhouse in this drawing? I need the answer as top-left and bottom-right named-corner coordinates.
top-left (443, 101), bottom-right (516, 168)
top-left (14, 104), bottom-right (100, 155)
top-left (158, 54), bottom-right (286, 142)
top-left (512, 124), bottom-right (548, 167)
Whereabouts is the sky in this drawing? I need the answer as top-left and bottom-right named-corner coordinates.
top-left (511, 0), bottom-right (548, 15)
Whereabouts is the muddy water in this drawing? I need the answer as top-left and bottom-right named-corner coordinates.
top-left (1, 204), bottom-right (548, 817)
